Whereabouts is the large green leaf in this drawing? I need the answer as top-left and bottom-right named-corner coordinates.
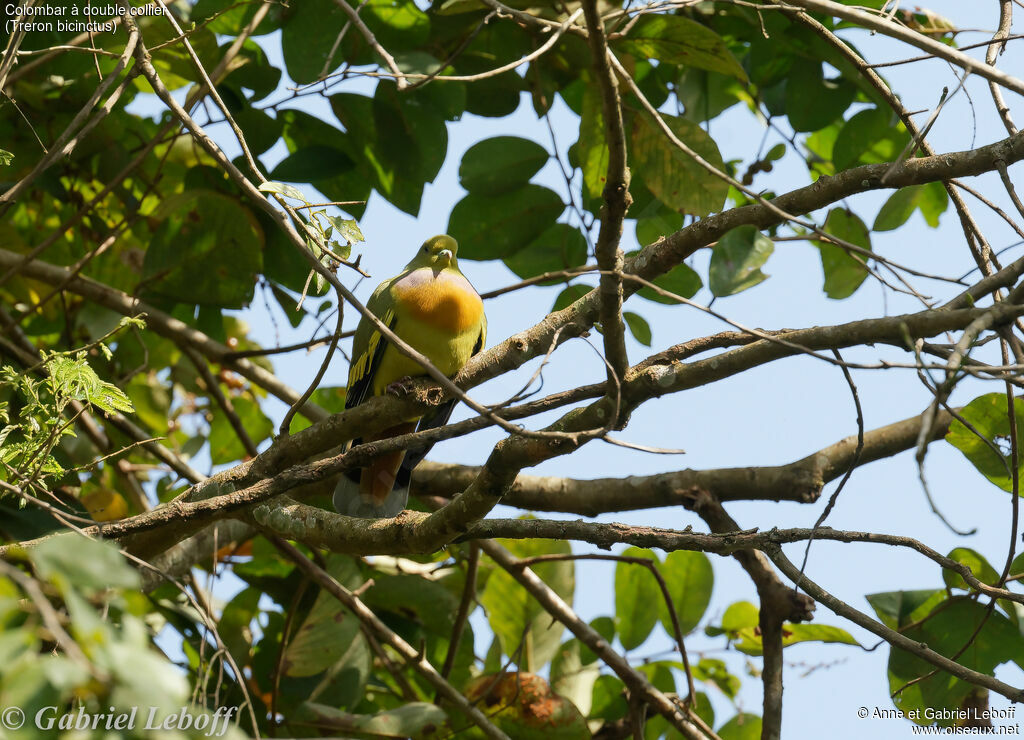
top-left (709, 225), bottom-right (774, 297)
top-left (785, 62), bottom-right (857, 133)
top-left (208, 396), bottom-right (273, 465)
top-left (504, 223), bottom-right (588, 280)
top-left (578, 80), bottom-right (608, 201)
top-left (280, 0), bottom-right (348, 84)
top-left (717, 713), bottom-right (762, 740)
top-left (623, 311), bottom-right (652, 346)
top-left (270, 145), bottom-right (355, 183)
top-left (833, 107), bottom-right (910, 171)
top-left (460, 136), bottom-right (549, 195)
top-left (614, 547), bottom-right (660, 650)
top-left (942, 547), bottom-right (1000, 591)
top-left (867, 589), bottom-right (947, 631)
top-left (552, 283), bottom-right (593, 312)
top-left (448, 185), bottom-right (565, 260)
top-left (331, 92), bottom-right (426, 215)
top-left (361, 574), bottom-right (460, 636)
top-left (630, 112), bottom-right (728, 217)
top-left (634, 207), bottom-right (683, 247)
top-left (616, 15), bottom-right (747, 80)
top-left (481, 538), bottom-right (574, 671)
top-left (888, 598), bottom-right (1024, 724)
top-left (946, 392), bottom-right (1024, 492)
top-left (657, 550), bottom-right (714, 636)
top-left (282, 556), bottom-right (365, 678)
top-left (374, 80), bottom-right (448, 186)
top-left (31, 534), bottom-right (140, 595)
top-left (551, 638), bottom-right (600, 716)
top-left (141, 190), bottom-right (263, 308)
top-left (589, 674), bottom-right (628, 721)
top-left (627, 250), bottom-right (702, 304)
top-left (678, 68), bottom-right (751, 123)
top-left (233, 106), bottom-right (283, 155)
top-left (279, 108), bottom-right (370, 217)
top-left (874, 182), bottom-right (948, 231)
top-left (813, 208), bottom-right (872, 299)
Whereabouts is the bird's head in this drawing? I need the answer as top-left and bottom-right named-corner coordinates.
top-left (409, 234), bottom-right (458, 272)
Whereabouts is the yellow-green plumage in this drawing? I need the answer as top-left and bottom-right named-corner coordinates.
top-left (333, 235), bottom-right (486, 518)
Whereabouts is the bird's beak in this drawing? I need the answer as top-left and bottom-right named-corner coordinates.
top-left (439, 249), bottom-right (453, 263)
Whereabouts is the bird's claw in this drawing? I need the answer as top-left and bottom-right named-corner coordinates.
top-left (385, 376), bottom-right (416, 396)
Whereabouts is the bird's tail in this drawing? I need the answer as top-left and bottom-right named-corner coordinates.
top-left (333, 470), bottom-right (408, 518)
top-left (332, 422), bottom-right (416, 519)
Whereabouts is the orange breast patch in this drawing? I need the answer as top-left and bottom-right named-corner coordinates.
top-left (394, 276), bottom-right (483, 333)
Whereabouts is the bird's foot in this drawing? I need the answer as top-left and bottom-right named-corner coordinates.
top-left (385, 376), bottom-right (417, 396)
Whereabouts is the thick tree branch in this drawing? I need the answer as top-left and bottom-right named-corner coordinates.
top-left (583, 0), bottom-right (631, 387)
top-left (415, 407), bottom-right (953, 513)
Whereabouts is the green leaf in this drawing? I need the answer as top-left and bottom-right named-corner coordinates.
top-left (460, 136), bottom-right (549, 195)
top-left (709, 226), bottom-right (774, 297)
top-left (330, 93), bottom-right (424, 216)
top-left (31, 534), bottom-right (140, 594)
top-left (579, 616), bottom-right (615, 665)
top-left (942, 547), bottom-right (1000, 591)
top-left (449, 185), bottom-right (565, 260)
top-left (142, 190), bottom-right (264, 308)
top-left (780, 623), bottom-right (859, 649)
top-left (866, 589), bottom-right (947, 631)
top-left (717, 713), bottom-right (762, 740)
top-left (504, 223), bottom-right (588, 281)
top-left (481, 538), bottom-right (574, 671)
top-left (634, 208), bottom-right (683, 247)
top-left (657, 551), bottom-right (713, 636)
top-left (833, 107), bottom-right (910, 171)
top-left (325, 215), bottom-right (364, 245)
top-left (590, 674), bottom-right (628, 721)
top-left (874, 182), bottom-right (949, 231)
top-left (46, 355), bottom-right (134, 415)
top-left (813, 208), bottom-right (872, 299)
top-left (623, 312), bottom-right (652, 346)
top-left (298, 701), bottom-right (447, 735)
top-left (373, 80), bottom-right (447, 188)
top-left (628, 251), bottom-right (702, 304)
top-left (208, 396), bottom-right (273, 465)
top-left (784, 63), bottom-right (857, 132)
top-left (630, 112), bottom-right (728, 217)
top-left (692, 658), bottom-right (740, 699)
top-left (677, 68), bottom-right (751, 123)
top-left (614, 547), bottom-right (661, 650)
top-left (946, 392), bottom-right (1024, 492)
top-left (888, 598), bottom-right (1024, 724)
top-left (552, 284), bottom-right (593, 313)
top-left (551, 639), bottom-right (600, 716)
top-left (361, 574), bottom-right (460, 636)
top-left (578, 81), bottom-right (608, 201)
top-left (269, 146), bottom-right (354, 183)
top-left (282, 556), bottom-right (364, 677)
top-left (280, 0), bottom-right (349, 84)
top-left (0, 149), bottom-right (13, 166)
top-left (616, 15), bottom-right (747, 81)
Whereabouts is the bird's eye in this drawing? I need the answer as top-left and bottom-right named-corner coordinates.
top-left (422, 247), bottom-right (428, 253)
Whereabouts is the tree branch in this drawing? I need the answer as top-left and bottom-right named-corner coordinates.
top-left (583, 0), bottom-right (631, 388)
